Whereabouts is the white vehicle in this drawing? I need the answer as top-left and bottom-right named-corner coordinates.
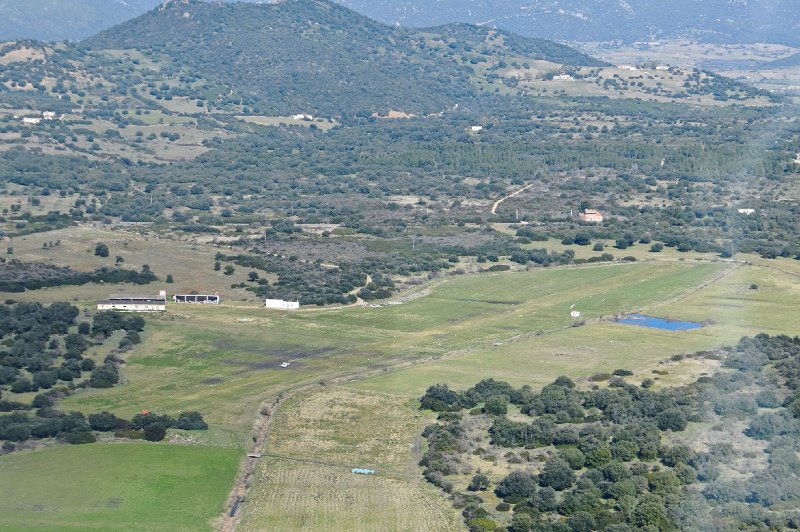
top-left (280, 362), bottom-right (291, 368)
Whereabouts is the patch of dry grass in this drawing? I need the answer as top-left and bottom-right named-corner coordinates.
top-left (238, 386), bottom-right (459, 531)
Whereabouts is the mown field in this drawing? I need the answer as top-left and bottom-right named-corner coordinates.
top-left (3, 229), bottom-right (800, 529)
top-left (0, 443), bottom-right (239, 531)
top-left (238, 388), bottom-right (461, 531)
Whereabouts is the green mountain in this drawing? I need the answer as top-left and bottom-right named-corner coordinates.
top-left (82, 0), bottom-right (603, 116)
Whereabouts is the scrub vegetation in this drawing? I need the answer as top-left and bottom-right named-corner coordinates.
top-left (1, 0), bottom-right (800, 530)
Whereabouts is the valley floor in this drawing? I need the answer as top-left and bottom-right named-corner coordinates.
top-left (1, 229), bottom-right (800, 530)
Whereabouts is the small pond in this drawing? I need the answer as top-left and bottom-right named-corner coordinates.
top-left (617, 313), bottom-right (703, 331)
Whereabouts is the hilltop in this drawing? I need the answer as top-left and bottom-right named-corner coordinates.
top-left (82, 0), bottom-right (602, 116)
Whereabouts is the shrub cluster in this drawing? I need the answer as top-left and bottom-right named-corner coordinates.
top-left (419, 335), bottom-right (800, 531)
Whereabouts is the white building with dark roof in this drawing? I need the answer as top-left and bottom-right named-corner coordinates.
top-left (97, 291), bottom-right (167, 312)
top-left (173, 294), bottom-right (220, 304)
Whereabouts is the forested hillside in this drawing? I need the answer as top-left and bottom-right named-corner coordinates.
top-left (1, 0), bottom-right (800, 304)
top-left (82, 0), bottom-right (601, 116)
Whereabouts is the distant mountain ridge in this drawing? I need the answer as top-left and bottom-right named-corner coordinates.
top-left (337, 0), bottom-right (800, 47)
top-left (1, 0), bottom-right (797, 46)
top-left (81, 0), bottom-right (603, 116)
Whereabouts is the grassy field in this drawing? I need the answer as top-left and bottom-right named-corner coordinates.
top-left (8, 260), bottom-right (732, 430)
top-left (2, 225), bottom-right (263, 303)
top-left (354, 259), bottom-right (800, 397)
top-left (239, 459), bottom-right (458, 531)
top-left (52, 261), bottom-right (727, 432)
top-left (0, 443), bottom-right (239, 531)
top-left (238, 387), bottom-right (460, 531)
top-left (266, 388), bottom-right (429, 473)
top-left (577, 40), bottom-right (797, 68)
top-left (236, 115), bottom-right (338, 131)
top-left (3, 224), bottom-right (800, 529)
top-left (500, 62), bottom-right (771, 107)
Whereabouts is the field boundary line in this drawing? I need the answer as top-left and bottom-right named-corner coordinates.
top-left (221, 394), bottom-right (284, 532)
top-left (752, 262), bottom-right (800, 281)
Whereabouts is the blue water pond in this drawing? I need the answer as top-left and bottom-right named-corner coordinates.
top-left (617, 313), bottom-right (703, 331)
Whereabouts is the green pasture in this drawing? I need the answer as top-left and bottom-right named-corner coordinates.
top-left (2, 225), bottom-right (262, 303)
top-left (0, 443), bottom-right (239, 531)
top-left (6, 252), bottom-right (800, 530)
top-left (355, 259), bottom-right (800, 397)
top-left (60, 262), bottom-right (724, 436)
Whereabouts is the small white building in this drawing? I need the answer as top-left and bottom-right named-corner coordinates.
top-left (265, 299), bottom-right (300, 310)
top-left (98, 291), bottom-right (167, 312)
top-left (655, 65), bottom-right (670, 71)
top-left (292, 114), bottom-right (314, 120)
top-left (21, 117), bottom-right (42, 125)
top-left (469, 125), bottom-right (483, 132)
top-left (737, 208), bottom-right (756, 215)
top-left (553, 74), bottom-right (574, 81)
top-left (42, 111), bottom-right (56, 120)
top-left (617, 65), bottom-right (638, 71)
top-left (173, 293), bottom-right (220, 304)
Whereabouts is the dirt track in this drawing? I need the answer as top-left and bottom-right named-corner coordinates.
top-left (490, 183), bottom-right (535, 215)
top-left (220, 395), bottom-right (284, 532)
